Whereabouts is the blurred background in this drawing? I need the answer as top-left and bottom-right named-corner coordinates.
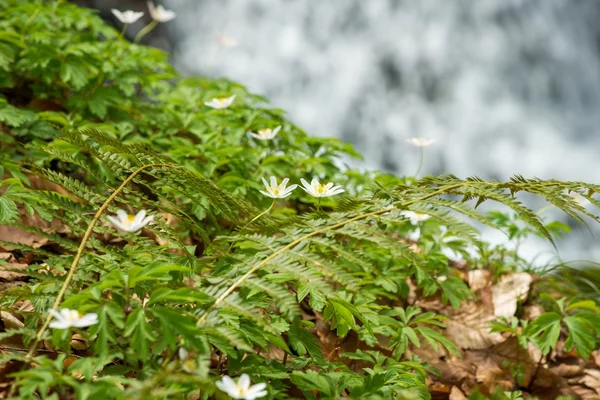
top-left (80, 0), bottom-right (600, 265)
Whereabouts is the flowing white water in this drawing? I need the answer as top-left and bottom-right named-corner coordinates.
top-left (167, 0), bottom-right (600, 264)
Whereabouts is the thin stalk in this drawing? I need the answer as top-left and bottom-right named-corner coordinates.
top-left (241, 200), bottom-right (275, 231)
top-left (8, 163), bottom-right (168, 397)
top-left (227, 200), bottom-right (275, 253)
top-left (414, 146), bottom-right (424, 177)
top-left (118, 23), bottom-right (128, 40)
top-left (134, 20), bottom-right (158, 43)
top-left (197, 182), bottom-right (466, 325)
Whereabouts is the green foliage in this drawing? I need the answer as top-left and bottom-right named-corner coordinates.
top-left (0, 1), bottom-right (599, 399)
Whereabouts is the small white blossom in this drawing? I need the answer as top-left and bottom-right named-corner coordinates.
top-left (300, 178), bottom-right (345, 198)
top-left (111, 9), bottom-right (144, 24)
top-left (107, 210), bottom-right (154, 232)
top-left (260, 176), bottom-right (297, 199)
top-left (406, 137), bottom-right (436, 147)
top-left (217, 34), bottom-right (238, 48)
top-left (568, 191), bottom-right (591, 207)
top-left (400, 210), bottom-right (431, 225)
top-left (48, 308), bottom-right (98, 330)
top-left (147, 1), bottom-right (176, 23)
top-left (249, 126), bottom-right (281, 141)
top-left (204, 95), bottom-right (236, 109)
top-left (216, 374), bottom-right (267, 400)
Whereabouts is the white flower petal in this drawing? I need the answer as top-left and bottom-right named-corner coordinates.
top-left (247, 390), bottom-right (268, 400)
top-left (238, 374), bottom-right (250, 391)
top-left (49, 320), bottom-right (70, 329)
top-left (72, 313), bottom-right (98, 328)
top-left (259, 190), bottom-right (275, 198)
top-left (141, 215), bottom-right (154, 227)
top-left (247, 382), bottom-right (267, 393)
top-left (61, 309), bottom-right (77, 319)
top-left (107, 216), bottom-right (124, 231)
top-left (48, 308), bottom-right (63, 320)
top-left (216, 376), bottom-right (237, 395)
top-left (284, 183), bottom-right (298, 192)
top-left (116, 210), bottom-right (128, 220)
top-left (133, 210), bottom-right (147, 227)
top-left (269, 176), bottom-right (277, 188)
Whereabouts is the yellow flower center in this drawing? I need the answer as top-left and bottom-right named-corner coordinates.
top-left (127, 215), bottom-right (136, 222)
top-left (314, 184), bottom-right (328, 194)
top-left (272, 188), bottom-right (280, 195)
top-left (259, 129), bottom-right (271, 136)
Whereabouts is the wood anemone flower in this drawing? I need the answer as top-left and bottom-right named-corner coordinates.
top-left (204, 95), bottom-right (236, 109)
top-left (107, 210), bottom-right (154, 232)
top-left (111, 9), bottom-right (144, 24)
top-left (300, 178), bottom-right (345, 198)
top-left (406, 137), bottom-right (436, 147)
top-left (48, 308), bottom-right (98, 330)
top-left (216, 374), bottom-right (267, 400)
top-left (400, 210), bottom-right (431, 225)
top-left (249, 126), bottom-right (282, 141)
top-left (147, 1), bottom-right (176, 23)
top-left (259, 176), bottom-right (297, 199)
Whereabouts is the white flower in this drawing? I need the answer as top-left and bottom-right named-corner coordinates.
top-left (249, 126), bottom-right (281, 141)
top-left (111, 9), bottom-right (144, 24)
top-left (568, 191), bottom-right (591, 207)
top-left (178, 347), bottom-right (189, 360)
top-left (300, 178), bottom-right (345, 198)
top-left (107, 210), bottom-right (154, 232)
top-left (147, 1), bottom-right (176, 23)
top-left (400, 210), bottom-right (431, 225)
top-left (406, 137), bottom-right (436, 147)
top-left (217, 34), bottom-right (238, 48)
top-left (216, 374), bottom-right (267, 400)
top-left (259, 176), bottom-right (297, 199)
top-left (48, 308), bottom-right (98, 330)
top-left (204, 95), bottom-right (236, 109)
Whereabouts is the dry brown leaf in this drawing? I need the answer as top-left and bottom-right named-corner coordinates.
top-left (0, 263), bottom-right (28, 282)
top-left (444, 296), bottom-right (504, 350)
top-left (449, 386), bottom-right (467, 400)
top-left (580, 369), bottom-right (600, 395)
top-left (0, 311), bottom-right (24, 330)
top-left (492, 272), bottom-right (532, 318)
top-left (550, 363), bottom-right (585, 378)
top-left (467, 269), bottom-right (491, 292)
top-left (0, 225), bottom-right (49, 250)
top-left (71, 333), bottom-right (89, 351)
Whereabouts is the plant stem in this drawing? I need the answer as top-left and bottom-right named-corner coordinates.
top-left (8, 163), bottom-right (167, 397)
top-left (118, 23), bottom-right (128, 40)
top-left (414, 146), bottom-right (424, 177)
top-left (134, 20), bottom-right (158, 43)
top-left (227, 200), bottom-right (275, 253)
top-left (197, 182), bottom-right (466, 325)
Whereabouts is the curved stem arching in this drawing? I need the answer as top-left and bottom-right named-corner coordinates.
top-left (9, 163), bottom-right (168, 397)
top-left (134, 20), bottom-right (158, 43)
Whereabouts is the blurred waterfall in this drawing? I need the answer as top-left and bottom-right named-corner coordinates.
top-left (166, 0), bottom-right (600, 264)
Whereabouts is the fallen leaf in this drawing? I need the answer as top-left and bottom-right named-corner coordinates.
top-left (492, 272), bottom-right (532, 318)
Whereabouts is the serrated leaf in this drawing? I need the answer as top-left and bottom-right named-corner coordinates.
top-left (0, 196), bottom-right (19, 223)
top-left (563, 315), bottom-right (595, 359)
